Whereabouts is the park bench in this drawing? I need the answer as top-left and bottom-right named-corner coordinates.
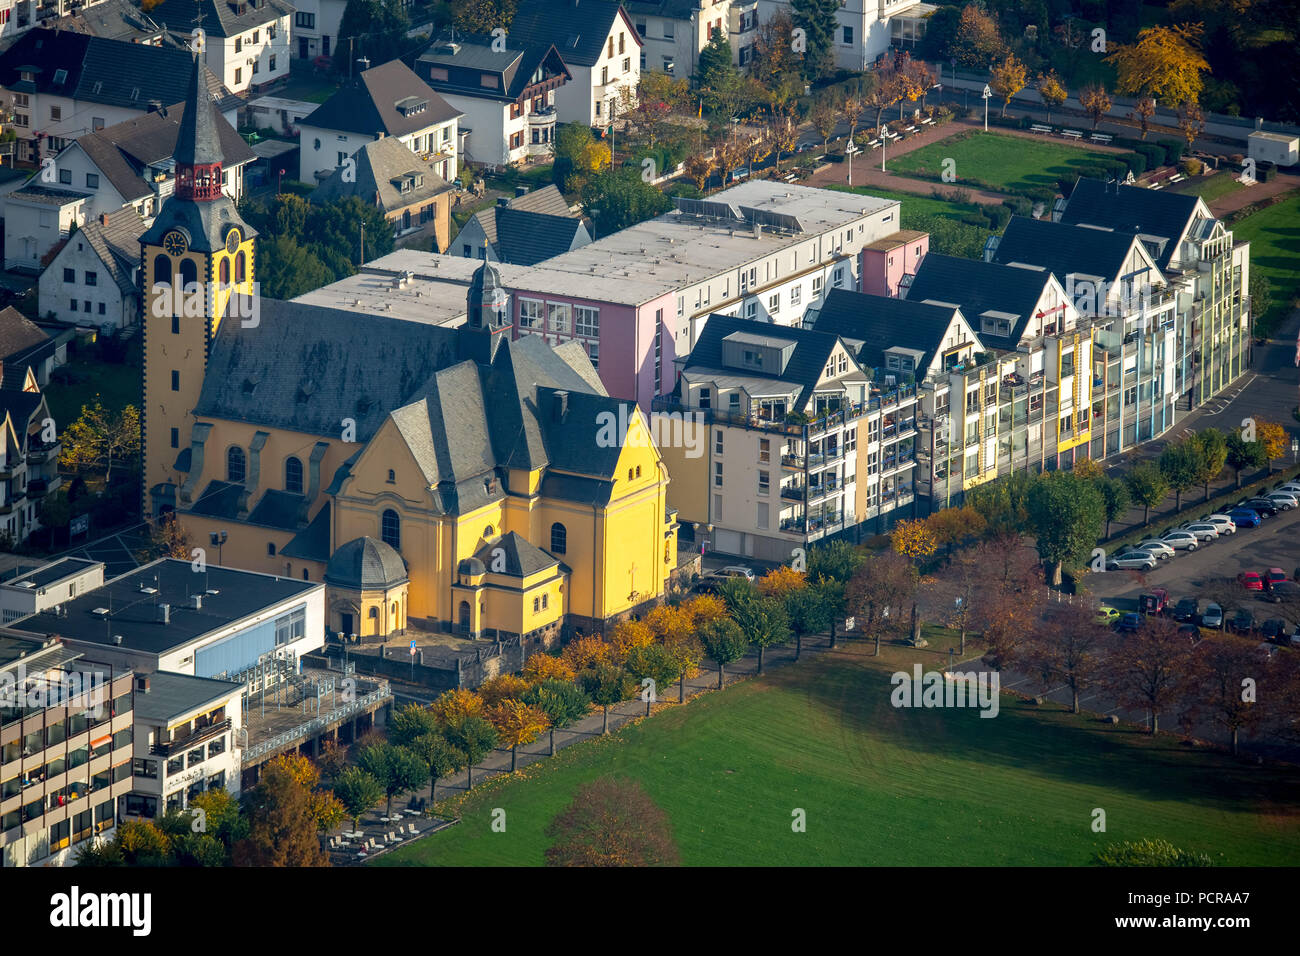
top-left (920, 116), bottom-right (934, 125)
top-left (1061, 129), bottom-right (1083, 140)
top-left (1091, 133), bottom-right (1113, 144)
top-left (904, 125), bottom-right (918, 133)
top-left (1168, 173), bottom-right (1185, 183)
top-left (1030, 124), bottom-right (1052, 134)
top-left (867, 139), bottom-right (882, 149)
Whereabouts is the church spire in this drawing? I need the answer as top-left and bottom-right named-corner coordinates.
top-left (174, 55), bottom-right (223, 201)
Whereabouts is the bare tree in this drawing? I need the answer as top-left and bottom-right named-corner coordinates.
top-left (1183, 635), bottom-right (1267, 756)
top-left (846, 550), bottom-right (916, 656)
top-left (1023, 602), bottom-right (1115, 713)
top-left (1110, 616), bottom-right (1193, 734)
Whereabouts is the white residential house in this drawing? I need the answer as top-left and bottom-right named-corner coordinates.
top-left (0, 30), bottom-right (241, 165)
top-left (298, 59), bottom-right (461, 184)
top-left (757, 0), bottom-right (934, 71)
top-left (626, 0), bottom-right (760, 76)
top-left (416, 35), bottom-right (570, 168)
top-left (507, 0), bottom-right (642, 127)
top-left (149, 0), bottom-right (293, 96)
top-left (4, 185), bottom-right (86, 273)
top-left (288, 0), bottom-right (346, 61)
top-left (38, 206), bottom-right (146, 330)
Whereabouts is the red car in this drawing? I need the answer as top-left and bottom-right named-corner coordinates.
top-left (1265, 568), bottom-right (1288, 591)
top-left (1239, 571), bottom-right (1264, 591)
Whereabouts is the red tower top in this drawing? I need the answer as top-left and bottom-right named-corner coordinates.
top-left (174, 55), bottom-right (223, 202)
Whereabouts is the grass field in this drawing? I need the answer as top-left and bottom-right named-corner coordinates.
top-left (1232, 193), bottom-right (1300, 334)
top-left (378, 637), bottom-right (1300, 867)
top-left (826, 183), bottom-right (989, 220)
top-left (46, 350), bottom-right (141, 427)
top-left (888, 131), bottom-right (1117, 194)
top-left (1167, 171), bottom-right (1246, 208)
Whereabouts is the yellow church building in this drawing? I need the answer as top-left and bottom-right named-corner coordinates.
top-left (140, 56), bottom-right (677, 643)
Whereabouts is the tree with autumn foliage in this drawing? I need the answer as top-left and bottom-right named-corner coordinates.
top-left (989, 54), bottom-right (1027, 118)
top-left (1131, 96), bottom-right (1157, 140)
top-left (486, 699), bottom-right (551, 772)
top-left (926, 505), bottom-right (986, 559)
top-left (969, 534), bottom-right (1043, 671)
top-left (890, 51), bottom-right (928, 121)
top-left (891, 519), bottom-right (937, 643)
top-left (430, 687), bottom-right (484, 725)
top-left (608, 618), bottom-right (655, 666)
top-left (233, 755), bottom-right (329, 866)
top-left (1079, 85), bottom-right (1113, 130)
top-left (522, 653), bottom-right (576, 684)
top-left (59, 400), bottom-right (140, 481)
top-left (1108, 615), bottom-right (1192, 734)
top-left (684, 592), bottom-right (728, 624)
top-left (478, 673), bottom-right (531, 707)
top-left (684, 151), bottom-right (716, 191)
top-left (150, 511), bottom-right (191, 559)
top-left (750, 7), bottom-right (802, 88)
top-left (846, 550), bottom-right (916, 655)
top-left (758, 565), bottom-right (806, 598)
top-left (1022, 602), bottom-right (1114, 713)
top-left (562, 634), bottom-right (612, 672)
top-left (1183, 636), bottom-right (1264, 755)
top-left (546, 777), bottom-right (679, 867)
top-left (1176, 99), bottom-right (1205, 151)
top-left (644, 603), bottom-right (695, 645)
top-left (522, 679), bottom-right (591, 754)
top-left (1036, 71), bottom-right (1067, 124)
top-left (949, 2), bottom-right (1005, 69)
top-left (1254, 420), bottom-right (1288, 472)
top-left (1106, 24), bottom-right (1209, 112)
top-left (809, 95), bottom-right (840, 154)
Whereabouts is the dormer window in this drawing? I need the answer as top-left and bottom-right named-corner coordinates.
top-left (53, 69), bottom-right (67, 85)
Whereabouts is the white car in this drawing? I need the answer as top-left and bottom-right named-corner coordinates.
top-left (1201, 514), bottom-right (1237, 534)
top-left (1105, 551), bottom-right (1158, 571)
top-left (1275, 482), bottom-right (1300, 495)
top-left (1181, 522), bottom-right (1221, 541)
top-left (1201, 602), bottom-right (1224, 629)
top-left (1135, 539), bottom-right (1176, 560)
top-left (1266, 491), bottom-right (1298, 510)
top-left (714, 565), bottom-right (756, 581)
top-left (1161, 530), bottom-right (1200, 551)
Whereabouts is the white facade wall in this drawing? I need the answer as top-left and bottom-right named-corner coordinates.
top-left (298, 119), bottom-right (458, 184)
top-left (203, 14), bottom-right (292, 94)
top-left (38, 235), bottom-right (137, 329)
top-left (4, 195), bottom-right (86, 272)
top-left (288, 0), bottom-right (347, 60)
top-left (0, 564), bottom-right (105, 622)
top-left (553, 19), bottom-right (640, 127)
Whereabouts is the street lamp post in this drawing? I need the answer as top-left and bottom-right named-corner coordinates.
top-left (982, 84), bottom-right (991, 132)
top-left (1292, 437), bottom-right (1298, 464)
top-left (209, 530), bottom-right (227, 567)
top-left (881, 124), bottom-right (889, 172)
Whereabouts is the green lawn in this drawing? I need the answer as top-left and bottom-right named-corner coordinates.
top-left (1167, 172), bottom-right (1246, 207)
top-left (888, 131), bottom-right (1118, 194)
top-left (378, 637), bottom-right (1300, 867)
top-left (1232, 193), bottom-right (1300, 334)
top-left (46, 349), bottom-right (140, 427)
top-left (826, 183), bottom-right (988, 221)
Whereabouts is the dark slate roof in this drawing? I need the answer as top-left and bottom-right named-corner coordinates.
top-left (281, 502), bottom-right (331, 562)
top-left (624, 0), bottom-right (698, 19)
top-left (311, 136), bottom-right (452, 211)
top-left (539, 473), bottom-right (615, 506)
top-left (992, 216), bottom-right (1145, 287)
top-left (0, 389), bottom-right (45, 447)
top-left (682, 313), bottom-right (842, 409)
top-left (905, 254), bottom-right (1053, 352)
top-left (71, 207), bottom-right (147, 296)
top-left (246, 489), bottom-right (308, 530)
top-left (189, 480), bottom-right (244, 519)
top-left (148, 0), bottom-right (295, 39)
top-left (493, 206), bottom-right (587, 265)
top-left (472, 531), bottom-right (562, 578)
top-left (508, 0), bottom-right (640, 67)
top-left (132, 671), bottom-right (242, 723)
top-left (325, 536), bottom-right (408, 589)
top-left (809, 288), bottom-right (963, 372)
top-left (417, 34), bottom-right (571, 103)
top-left (457, 184), bottom-right (574, 249)
top-left (0, 30), bottom-right (240, 113)
top-left (7, 557), bottom-right (102, 589)
top-left (302, 60), bottom-right (462, 139)
top-left (9, 559), bottom-right (319, 656)
top-left (1060, 177), bottom-right (1200, 271)
top-left (140, 188), bottom-right (250, 255)
top-left (50, 0), bottom-right (168, 44)
top-left (175, 56), bottom-right (222, 167)
top-left (76, 95), bottom-right (255, 204)
top-left (195, 297), bottom-right (461, 443)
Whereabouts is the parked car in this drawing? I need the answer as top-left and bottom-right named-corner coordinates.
top-left (1266, 491), bottom-right (1298, 510)
top-left (703, 565), bottom-right (756, 582)
top-left (1265, 580), bottom-right (1300, 604)
top-left (1172, 597), bottom-right (1200, 623)
top-left (1274, 482), bottom-right (1300, 495)
top-left (1181, 522), bottom-right (1221, 541)
top-left (1201, 602), bottom-right (1224, 629)
top-left (1139, 589), bottom-right (1169, 615)
top-left (1160, 530), bottom-right (1200, 551)
top-left (1227, 507), bottom-right (1262, 527)
top-left (1239, 571), bottom-right (1264, 591)
top-left (1135, 539), bottom-right (1175, 560)
top-left (1242, 497), bottom-right (1280, 517)
top-left (1116, 612), bottom-right (1143, 633)
top-left (1201, 514), bottom-right (1237, 534)
top-left (1095, 605), bottom-right (1122, 626)
top-left (1260, 619), bottom-right (1290, 643)
top-left (795, 142), bottom-right (816, 153)
top-left (1106, 551), bottom-right (1158, 571)
top-left (1229, 609), bottom-right (1255, 634)
top-left (1264, 568), bottom-right (1288, 591)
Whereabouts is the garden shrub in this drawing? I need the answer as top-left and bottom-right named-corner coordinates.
top-left (1159, 139), bottom-right (1184, 165)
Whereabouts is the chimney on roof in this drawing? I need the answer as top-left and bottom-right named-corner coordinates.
top-left (553, 390), bottom-right (569, 422)
top-left (497, 197), bottom-right (509, 207)
top-left (99, 213), bottom-right (108, 226)
top-left (357, 57), bottom-right (371, 72)
top-left (136, 674), bottom-right (149, 692)
top-left (515, 185), bottom-right (529, 197)
top-left (157, 603), bottom-right (170, 624)
top-left (147, 99), bottom-right (163, 114)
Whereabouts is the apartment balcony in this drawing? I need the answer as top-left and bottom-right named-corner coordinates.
top-left (527, 106), bottom-right (556, 126)
top-left (780, 484), bottom-right (807, 502)
top-left (149, 717), bottom-right (231, 758)
top-left (0, 492), bottom-right (25, 515)
top-left (881, 454), bottom-right (916, 475)
top-left (780, 453), bottom-right (806, 470)
top-left (27, 441), bottom-right (59, 465)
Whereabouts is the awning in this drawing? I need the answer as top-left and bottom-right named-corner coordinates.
top-left (90, 734), bottom-right (111, 749)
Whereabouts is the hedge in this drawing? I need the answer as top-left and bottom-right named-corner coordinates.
top-left (1158, 139), bottom-right (1184, 166)
top-left (1134, 143), bottom-right (1165, 169)
top-left (1003, 195), bottom-right (1032, 217)
top-left (985, 203), bottom-right (1012, 230)
top-left (1124, 151), bottom-right (1147, 175)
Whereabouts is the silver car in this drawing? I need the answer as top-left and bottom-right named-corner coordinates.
top-left (1182, 522), bottom-right (1220, 541)
top-left (1106, 551), bottom-right (1158, 571)
top-left (1161, 530), bottom-right (1200, 551)
top-left (1201, 514), bottom-right (1237, 534)
top-left (1135, 539), bottom-right (1175, 560)
top-left (1201, 602), bottom-right (1224, 629)
top-left (1266, 492), bottom-right (1298, 510)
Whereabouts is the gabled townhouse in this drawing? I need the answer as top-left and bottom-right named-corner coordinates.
top-left (416, 34), bottom-right (570, 168)
top-left (1057, 177), bottom-right (1251, 410)
top-left (900, 254), bottom-right (1091, 510)
top-left (0, 306), bottom-right (62, 387)
top-left (626, 0), bottom-right (760, 76)
top-left (48, 0), bottom-right (168, 45)
top-left (0, 358), bottom-right (62, 543)
top-left (507, 0), bottom-right (642, 127)
top-left (41, 93), bottom-right (255, 225)
top-left (653, 311), bottom-right (921, 559)
top-left (311, 136), bottom-right (455, 249)
top-left (990, 215), bottom-right (1183, 460)
top-left (362, 180), bottom-right (906, 408)
top-left (452, 185), bottom-right (590, 264)
top-left (3, 184), bottom-right (86, 273)
top-left (298, 59), bottom-right (462, 184)
top-left (287, 0), bottom-right (345, 61)
top-left (148, 0), bottom-right (293, 95)
top-left (38, 207), bottom-right (146, 330)
top-left (756, 0), bottom-right (934, 72)
top-left (0, 30), bottom-right (240, 164)
top-left (860, 228), bottom-right (928, 297)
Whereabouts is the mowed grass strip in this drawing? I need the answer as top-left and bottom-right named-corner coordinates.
top-left (888, 130), bottom-right (1117, 193)
top-left (378, 640), bottom-right (1300, 867)
top-left (1231, 193), bottom-right (1300, 333)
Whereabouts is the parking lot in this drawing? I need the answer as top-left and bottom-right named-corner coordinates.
top-left (1094, 489), bottom-right (1300, 629)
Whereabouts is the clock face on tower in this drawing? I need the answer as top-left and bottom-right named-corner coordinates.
top-left (162, 230), bottom-right (188, 257)
top-left (225, 228), bottom-right (241, 255)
